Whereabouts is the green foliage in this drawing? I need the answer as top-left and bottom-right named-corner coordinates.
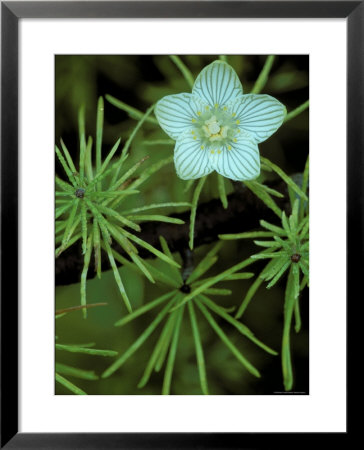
top-left (55, 100), bottom-right (183, 315)
top-left (251, 55), bottom-right (276, 94)
top-left (285, 100), bottom-right (310, 123)
top-left (101, 240), bottom-right (277, 394)
top-left (221, 156), bottom-right (309, 391)
top-left (189, 177), bottom-right (207, 249)
top-left (56, 55), bottom-right (309, 395)
top-left (55, 305), bottom-right (117, 395)
top-left (169, 55), bottom-right (195, 89)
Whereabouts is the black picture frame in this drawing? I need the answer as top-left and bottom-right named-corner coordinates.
top-left (1, 1), bottom-right (358, 448)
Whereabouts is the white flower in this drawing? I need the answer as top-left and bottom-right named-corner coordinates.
top-left (155, 60), bottom-right (286, 181)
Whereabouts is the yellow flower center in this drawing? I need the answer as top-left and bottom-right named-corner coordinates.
top-left (202, 116), bottom-right (229, 142)
top-left (205, 116), bottom-right (221, 135)
top-left (191, 106), bottom-right (242, 150)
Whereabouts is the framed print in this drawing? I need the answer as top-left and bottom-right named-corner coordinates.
top-left (54, 52), bottom-right (309, 396)
top-left (1, 1), bottom-right (359, 448)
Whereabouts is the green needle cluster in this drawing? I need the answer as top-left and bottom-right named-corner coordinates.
top-left (55, 327), bottom-right (118, 395)
top-left (101, 238), bottom-right (278, 394)
top-left (220, 156), bottom-right (309, 391)
top-left (251, 199), bottom-right (309, 391)
top-left (55, 98), bottom-right (187, 317)
top-left (55, 304), bottom-right (118, 395)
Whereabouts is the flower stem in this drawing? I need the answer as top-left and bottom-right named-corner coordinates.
top-left (105, 94), bottom-right (158, 125)
top-left (169, 55), bottom-right (194, 89)
top-left (217, 174), bottom-right (228, 209)
top-left (189, 176), bottom-right (207, 250)
top-left (251, 55), bottom-right (275, 94)
top-left (285, 100), bottom-right (309, 122)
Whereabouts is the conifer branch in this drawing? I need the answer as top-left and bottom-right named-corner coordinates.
top-left (56, 178), bottom-right (291, 286)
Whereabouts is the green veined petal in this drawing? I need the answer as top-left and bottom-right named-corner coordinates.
top-left (155, 93), bottom-right (204, 140)
top-left (231, 94), bottom-right (286, 144)
top-left (193, 60), bottom-right (243, 107)
top-left (174, 132), bottom-right (213, 180)
top-left (211, 138), bottom-right (260, 182)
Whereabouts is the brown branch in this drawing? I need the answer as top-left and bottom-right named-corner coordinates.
top-left (55, 303), bottom-right (108, 316)
top-left (55, 179), bottom-right (291, 286)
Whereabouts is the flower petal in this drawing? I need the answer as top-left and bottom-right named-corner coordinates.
top-left (174, 133), bottom-right (213, 180)
top-left (192, 61), bottom-right (243, 107)
top-left (209, 137), bottom-right (260, 181)
top-left (231, 94), bottom-right (286, 143)
top-left (155, 93), bottom-right (206, 140)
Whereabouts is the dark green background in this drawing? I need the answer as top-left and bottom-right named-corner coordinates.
top-left (55, 55), bottom-right (309, 395)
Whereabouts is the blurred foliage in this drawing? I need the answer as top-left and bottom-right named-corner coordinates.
top-left (55, 55), bottom-right (309, 395)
